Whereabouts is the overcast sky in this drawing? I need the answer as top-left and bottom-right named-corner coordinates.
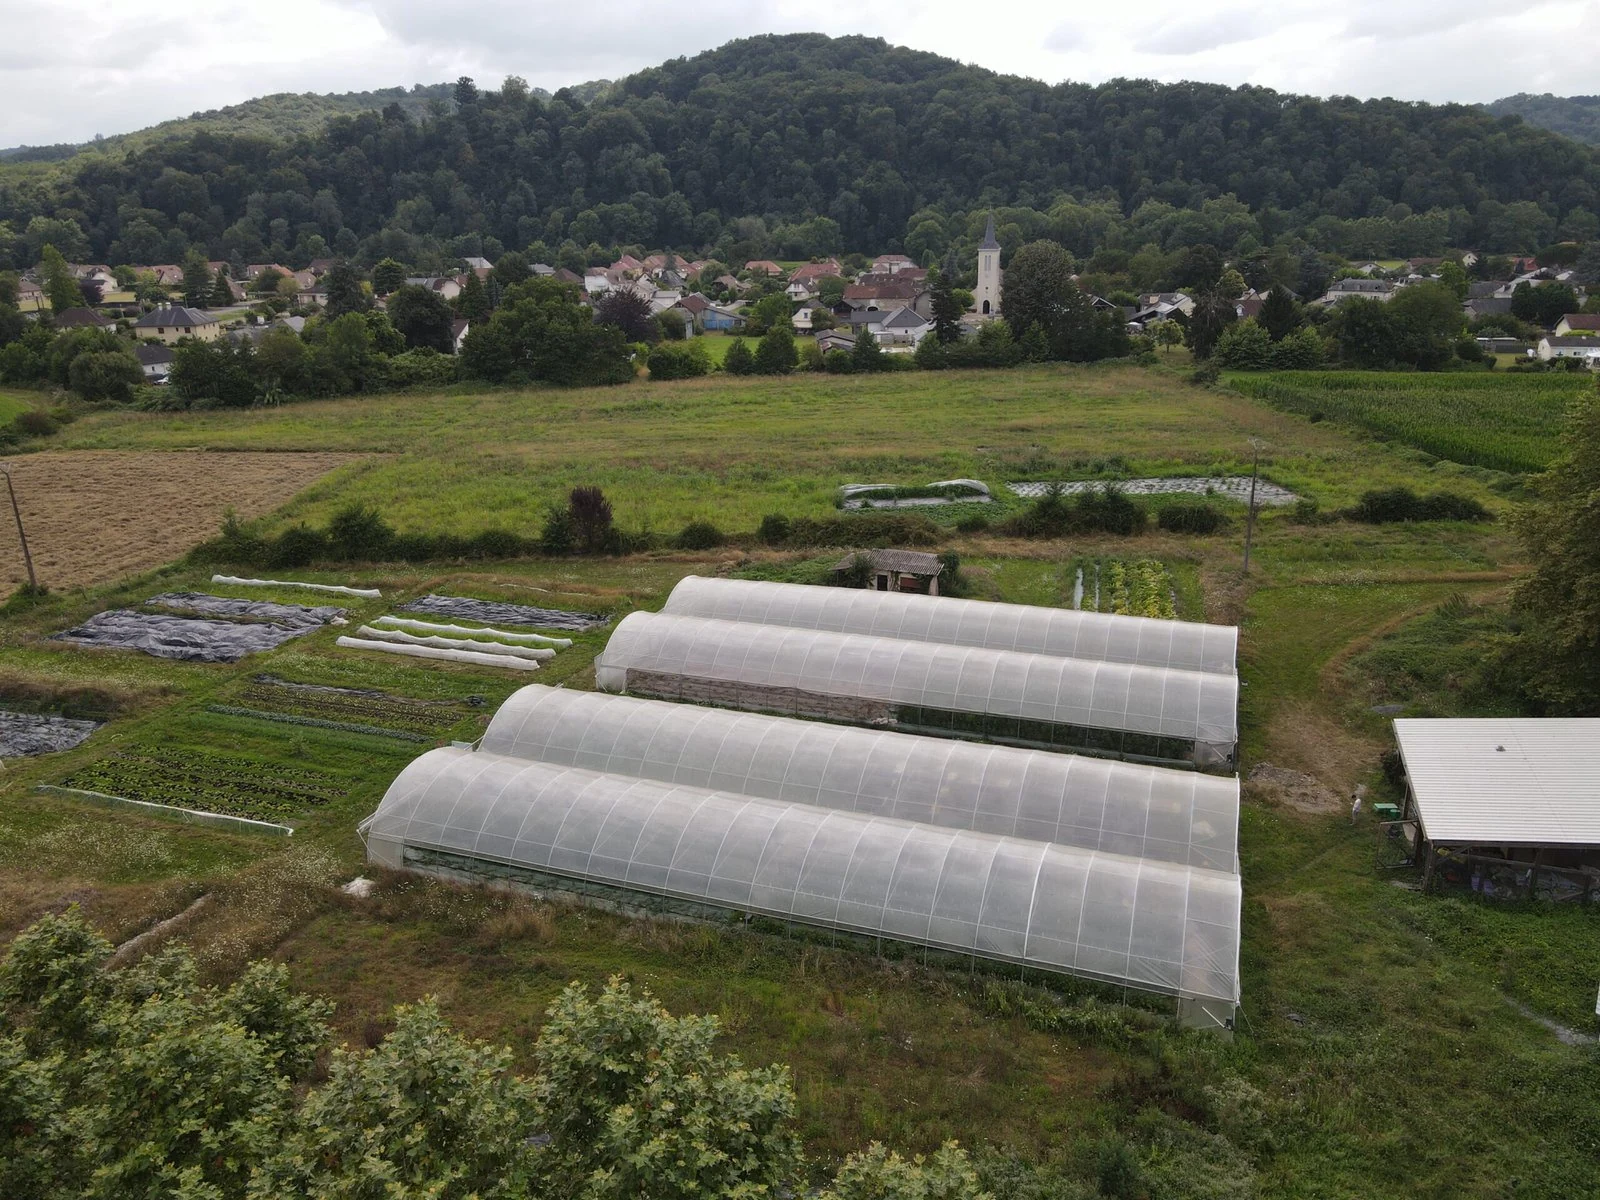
top-left (6, 0), bottom-right (1598, 147)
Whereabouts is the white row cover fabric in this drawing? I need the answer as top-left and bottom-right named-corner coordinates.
top-left (212, 574), bottom-right (381, 599)
top-left (483, 685), bottom-right (1238, 871)
top-left (355, 626), bottom-right (556, 660)
top-left (663, 576), bottom-right (1237, 676)
top-left (365, 745), bottom-right (1241, 1006)
top-left (1395, 717), bottom-right (1600, 847)
top-left (336, 636), bottom-right (541, 671)
top-left (595, 613), bottom-right (1238, 749)
top-left (373, 616), bottom-right (573, 648)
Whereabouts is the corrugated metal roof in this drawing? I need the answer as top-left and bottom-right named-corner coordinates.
top-left (1394, 718), bottom-right (1600, 846)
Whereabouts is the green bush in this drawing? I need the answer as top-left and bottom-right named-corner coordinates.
top-left (677, 519), bottom-right (723, 549)
top-left (326, 503), bottom-right (395, 561)
top-left (14, 409), bottom-right (58, 437)
top-left (954, 511), bottom-right (990, 533)
top-left (1004, 485), bottom-right (1147, 538)
top-left (1347, 487), bottom-right (1491, 523)
top-left (647, 340), bottom-right (711, 380)
top-left (268, 524), bottom-right (330, 568)
top-left (1211, 320), bottom-right (1271, 370)
top-left (786, 512), bottom-right (941, 548)
top-left (1158, 501), bottom-right (1228, 534)
top-left (539, 504), bottom-right (575, 556)
top-left (757, 513), bottom-right (792, 546)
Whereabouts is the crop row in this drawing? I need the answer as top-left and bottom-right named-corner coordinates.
top-left (231, 681), bottom-right (465, 736)
top-left (1231, 371), bottom-right (1588, 474)
top-left (1069, 558), bottom-right (1176, 619)
top-left (62, 747), bottom-right (344, 821)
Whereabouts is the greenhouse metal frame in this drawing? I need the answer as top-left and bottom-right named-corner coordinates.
top-left (362, 745), bottom-right (1241, 1028)
top-left (662, 576), bottom-right (1238, 676)
top-left (594, 612), bottom-right (1238, 767)
top-left (482, 685), bottom-right (1239, 871)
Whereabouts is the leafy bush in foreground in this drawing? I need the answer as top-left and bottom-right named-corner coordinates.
top-left (1346, 487), bottom-right (1491, 523)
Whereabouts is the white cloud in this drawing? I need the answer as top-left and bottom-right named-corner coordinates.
top-left (1, 0), bottom-right (1596, 147)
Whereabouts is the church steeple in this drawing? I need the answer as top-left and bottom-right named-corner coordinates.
top-left (979, 213), bottom-right (999, 251)
top-left (974, 212), bottom-right (1001, 317)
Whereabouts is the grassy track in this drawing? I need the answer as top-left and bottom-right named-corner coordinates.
top-left (1229, 370), bottom-right (1590, 473)
top-left (49, 364), bottom-right (1510, 537)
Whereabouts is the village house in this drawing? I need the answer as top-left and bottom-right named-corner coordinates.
top-left (133, 304), bottom-right (222, 344)
top-left (815, 329), bottom-right (855, 354)
top-left (1537, 335), bottom-right (1600, 364)
top-left (701, 304), bottom-right (747, 331)
top-left (785, 280), bottom-right (813, 302)
top-left (1553, 314), bottom-right (1600, 337)
top-left (789, 260), bottom-right (842, 286)
top-left (715, 273), bottom-right (746, 294)
top-left (868, 305), bottom-right (932, 349)
top-left (405, 275), bottom-right (464, 301)
top-left (133, 343), bottom-right (174, 383)
top-left (744, 260), bottom-right (784, 277)
top-left (1314, 278), bottom-right (1397, 306)
top-left (451, 319), bottom-right (471, 354)
top-left (870, 253), bottom-right (916, 275)
top-left (16, 280), bottom-right (45, 310)
top-left (462, 256), bottom-right (493, 279)
top-left (52, 307), bottom-right (112, 329)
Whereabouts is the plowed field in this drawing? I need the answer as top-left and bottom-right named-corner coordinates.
top-left (0, 451), bottom-right (361, 590)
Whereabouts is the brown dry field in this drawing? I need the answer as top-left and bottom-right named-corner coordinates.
top-left (0, 450), bottom-right (362, 590)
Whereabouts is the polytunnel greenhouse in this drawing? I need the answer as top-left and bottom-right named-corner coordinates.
top-left (662, 576), bottom-right (1238, 677)
top-left (482, 685), bottom-right (1239, 871)
top-left (594, 612), bottom-right (1239, 767)
top-left (362, 745), bottom-right (1241, 1028)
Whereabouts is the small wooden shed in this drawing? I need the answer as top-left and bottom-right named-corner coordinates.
top-left (833, 549), bottom-right (942, 595)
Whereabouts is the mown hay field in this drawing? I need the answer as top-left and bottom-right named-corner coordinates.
top-left (1229, 370), bottom-right (1591, 473)
top-left (0, 450), bottom-right (363, 589)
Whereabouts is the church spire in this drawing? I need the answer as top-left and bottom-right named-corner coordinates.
top-left (978, 213), bottom-right (999, 251)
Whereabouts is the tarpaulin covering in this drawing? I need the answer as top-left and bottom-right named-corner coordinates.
top-left (146, 592), bottom-right (345, 629)
top-left (0, 710), bottom-right (100, 757)
top-left (55, 610), bottom-right (320, 663)
top-left (399, 594), bottom-right (609, 632)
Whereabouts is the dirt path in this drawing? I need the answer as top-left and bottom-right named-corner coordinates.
top-left (0, 451), bottom-right (362, 591)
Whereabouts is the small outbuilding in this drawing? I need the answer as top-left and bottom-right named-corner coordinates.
top-left (1392, 718), bottom-right (1600, 900)
top-left (833, 548), bottom-right (942, 595)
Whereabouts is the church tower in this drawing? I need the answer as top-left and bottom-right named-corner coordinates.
top-left (974, 214), bottom-right (1001, 317)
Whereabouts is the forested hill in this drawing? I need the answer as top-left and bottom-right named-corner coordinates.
top-left (1484, 94), bottom-right (1600, 147)
top-left (2, 33), bottom-right (1598, 272)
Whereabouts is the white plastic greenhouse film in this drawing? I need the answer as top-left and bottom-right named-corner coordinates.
top-left (363, 746), bottom-right (1241, 1009)
top-left (594, 612), bottom-right (1239, 747)
top-left (212, 574), bottom-right (381, 598)
top-left (355, 626), bottom-right (556, 660)
top-left (661, 576), bottom-right (1237, 676)
top-left (480, 685), bottom-right (1239, 871)
top-left (373, 616), bottom-right (573, 647)
top-left (336, 636), bottom-right (541, 670)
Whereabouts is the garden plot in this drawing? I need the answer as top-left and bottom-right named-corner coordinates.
top-left (0, 450), bottom-right (362, 592)
top-left (146, 592), bottom-right (347, 628)
top-left (216, 678), bottom-right (475, 740)
top-left (839, 479), bottom-right (992, 510)
top-left (0, 710), bottom-right (100, 757)
top-left (1008, 477), bottom-right (1298, 506)
top-left (1069, 558), bottom-right (1177, 619)
top-left (398, 594), bottom-right (610, 631)
top-left (54, 611), bottom-right (324, 663)
top-left (60, 746), bottom-right (347, 821)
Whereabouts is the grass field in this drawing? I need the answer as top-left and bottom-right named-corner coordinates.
top-left (0, 389), bottom-right (38, 424)
top-left (2, 362), bottom-right (1596, 1196)
top-left (46, 364), bottom-right (1516, 544)
top-left (697, 333), bottom-right (751, 364)
top-left (1228, 370), bottom-right (1591, 473)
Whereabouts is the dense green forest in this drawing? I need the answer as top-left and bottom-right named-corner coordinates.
top-left (1484, 93), bottom-right (1600, 147)
top-left (3, 34), bottom-right (1598, 272)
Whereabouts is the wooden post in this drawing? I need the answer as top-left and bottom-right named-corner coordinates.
top-left (1421, 842), bottom-right (1438, 893)
top-left (2, 466), bottom-right (36, 592)
top-left (1242, 439), bottom-right (1262, 574)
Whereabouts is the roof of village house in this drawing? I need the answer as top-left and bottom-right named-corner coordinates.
top-left (52, 307), bottom-right (111, 328)
top-left (832, 549), bottom-right (943, 576)
top-left (134, 343), bottom-right (174, 366)
top-left (878, 305), bottom-right (930, 329)
top-left (1544, 335), bottom-right (1600, 348)
top-left (790, 261), bottom-right (841, 282)
top-left (1559, 314), bottom-right (1600, 331)
top-left (1467, 281), bottom-right (1505, 299)
top-left (555, 268), bottom-right (583, 283)
top-left (133, 305), bottom-right (216, 328)
top-left (675, 293), bottom-right (712, 315)
top-left (844, 279), bottom-right (922, 302)
top-left (744, 260), bottom-right (783, 275)
top-left (1467, 297), bottom-right (1514, 315)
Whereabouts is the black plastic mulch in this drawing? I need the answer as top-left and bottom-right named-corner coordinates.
top-left (398, 593), bottom-right (610, 631)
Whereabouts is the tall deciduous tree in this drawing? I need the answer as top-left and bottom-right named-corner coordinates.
top-left (387, 283), bottom-right (456, 352)
top-left (1508, 387), bottom-right (1600, 712)
top-left (927, 268), bottom-right (963, 344)
top-left (181, 255), bottom-right (212, 307)
top-left (323, 259), bottom-right (370, 318)
top-left (370, 257), bottom-right (408, 295)
top-left (209, 265), bottom-right (235, 306)
top-left (1184, 291), bottom-right (1238, 359)
top-left (1258, 285), bottom-right (1300, 341)
top-left (456, 270), bottom-right (492, 322)
top-left (38, 245), bottom-right (81, 315)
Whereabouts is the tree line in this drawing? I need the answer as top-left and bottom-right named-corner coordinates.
top-left (1, 34), bottom-right (1597, 279)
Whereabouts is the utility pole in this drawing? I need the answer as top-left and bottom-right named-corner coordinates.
top-left (1241, 438), bottom-right (1264, 574)
top-left (2, 465), bottom-right (37, 592)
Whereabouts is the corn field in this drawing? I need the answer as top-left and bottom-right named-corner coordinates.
top-left (1231, 371), bottom-right (1591, 473)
